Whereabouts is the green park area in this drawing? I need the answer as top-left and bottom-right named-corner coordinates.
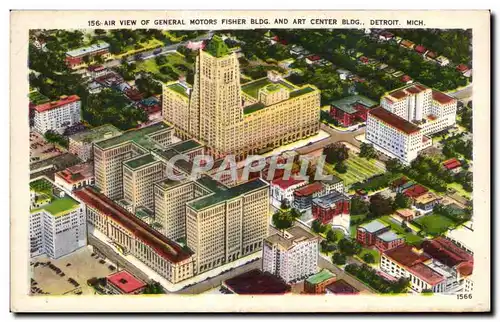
top-left (135, 53), bottom-right (193, 83)
top-left (447, 182), bottom-right (472, 200)
top-left (115, 38), bottom-right (164, 59)
top-left (325, 152), bottom-right (385, 187)
top-left (358, 247), bottom-right (381, 265)
top-left (414, 213), bottom-right (457, 236)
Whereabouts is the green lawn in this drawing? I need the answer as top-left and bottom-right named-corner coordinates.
top-left (136, 53), bottom-right (193, 82)
top-left (414, 213), bottom-right (457, 236)
top-left (447, 182), bottom-right (472, 200)
top-left (115, 38), bottom-right (164, 59)
top-left (378, 215), bottom-right (424, 245)
top-left (325, 152), bottom-right (385, 187)
top-left (358, 247), bottom-right (381, 264)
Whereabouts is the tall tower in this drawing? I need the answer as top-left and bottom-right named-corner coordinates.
top-left (189, 35), bottom-right (242, 157)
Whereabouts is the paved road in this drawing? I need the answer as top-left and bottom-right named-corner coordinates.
top-left (297, 124), bottom-right (365, 155)
top-left (75, 31), bottom-right (214, 74)
top-left (174, 259), bottom-right (261, 294)
top-left (447, 84), bottom-right (473, 102)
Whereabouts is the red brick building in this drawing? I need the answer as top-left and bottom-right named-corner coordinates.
top-left (311, 191), bottom-right (350, 224)
top-left (374, 230), bottom-right (406, 252)
top-left (329, 95), bottom-right (378, 127)
top-left (356, 219), bottom-right (390, 246)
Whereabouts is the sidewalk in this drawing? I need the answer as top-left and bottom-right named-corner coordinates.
top-left (90, 229), bottom-right (262, 292)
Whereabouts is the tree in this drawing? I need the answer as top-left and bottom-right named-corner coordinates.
top-left (324, 143), bottom-right (349, 164)
top-left (143, 281), bottom-right (165, 294)
top-left (359, 142), bottom-right (377, 160)
top-left (272, 210), bottom-right (294, 231)
top-left (326, 229), bottom-right (337, 243)
top-left (335, 161), bottom-right (348, 173)
top-left (350, 196), bottom-right (370, 217)
top-left (321, 240), bottom-right (337, 253)
top-left (280, 199), bottom-right (290, 210)
top-left (386, 158), bottom-right (404, 173)
top-left (369, 194), bottom-right (395, 218)
top-left (338, 238), bottom-right (361, 256)
top-left (393, 193), bottom-right (412, 209)
top-left (363, 253), bottom-right (375, 264)
top-left (332, 252), bottom-right (347, 265)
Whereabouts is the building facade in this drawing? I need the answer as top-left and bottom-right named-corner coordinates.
top-left (270, 177), bottom-right (307, 207)
top-left (54, 163), bottom-right (94, 192)
top-left (366, 107), bottom-right (432, 164)
top-left (163, 35), bottom-right (321, 160)
top-left (185, 178), bottom-right (269, 274)
top-left (293, 182), bottom-right (326, 211)
top-left (304, 269), bottom-right (337, 294)
top-left (68, 124), bottom-right (122, 162)
top-left (75, 187), bottom-right (195, 284)
top-left (65, 42), bottom-right (111, 69)
top-left (30, 178), bottom-right (86, 259)
top-left (262, 226), bottom-right (320, 283)
top-left (311, 191), bottom-right (351, 224)
top-left (33, 95), bottom-right (81, 135)
top-left (356, 219), bottom-right (390, 246)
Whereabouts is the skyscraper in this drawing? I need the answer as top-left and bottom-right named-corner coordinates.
top-left (163, 35), bottom-right (321, 160)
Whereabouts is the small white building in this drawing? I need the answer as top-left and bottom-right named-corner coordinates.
top-left (270, 177), bottom-right (307, 207)
top-left (33, 95), bottom-right (82, 135)
top-left (30, 178), bottom-right (87, 259)
top-left (436, 56), bottom-right (450, 67)
top-left (54, 163), bottom-right (94, 192)
top-left (263, 226), bottom-right (320, 283)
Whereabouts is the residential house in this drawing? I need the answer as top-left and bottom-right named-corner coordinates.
top-left (443, 158), bottom-right (462, 174)
top-left (436, 56), bottom-right (450, 67)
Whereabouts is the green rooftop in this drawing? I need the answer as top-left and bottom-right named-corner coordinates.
top-left (124, 154), bottom-right (158, 170)
top-left (167, 83), bottom-right (189, 98)
top-left (170, 139), bottom-right (202, 153)
top-left (306, 269), bottom-right (336, 285)
top-left (29, 91), bottom-right (50, 105)
top-left (95, 122), bottom-right (170, 150)
top-left (187, 179), bottom-right (268, 211)
top-left (330, 95), bottom-right (378, 115)
top-left (32, 196), bottom-right (80, 217)
top-left (243, 102), bottom-right (266, 115)
top-left (30, 178), bottom-right (53, 194)
top-left (69, 124), bottom-right (123, 144)
top-left (241, 78), bottom-right (296, 99)
top-left (289, 86), bottom-right (317, 98)
top-left (205, 35), bottom-right (230, 58)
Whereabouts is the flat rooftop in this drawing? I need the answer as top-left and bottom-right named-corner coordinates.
top-left (359, 219), bottom-right (389, 233)
top-left (265, 226), bottom-right (317, 250)
top-left (369, 107), bottom-right (420, 135)
top-left (223, 269), bottom-right (290, 294)
top-left (69, 124), bottom-right (122, 144)
top-left (325, 279), bottom-right (359, 294)
top-left (383, 244), bottom-right (430, 268)
top-left (170, 139), bottom-right (202, 154)
top-left (106, 271), bottom-right (146, 294)
top-left (94, 122), bottom-right (170, 150)
top-left (30, 178), bottom-right (80, 217)
top-left (312, 191), bottom-right (349, 209)
top-left (330, 95), bottom-right (378, 114)
top-left (377, 230), bottom-right (402, 243)
top-left (166, 82), bottom-right (190, 98)
top-left (306, 269), bottom-right (336, 285)
top-left (241, 77), bottom-right (296, 99)
top-left (66, 42), bottom-right (110, 58)
top-left (123, 154), bottom-right (158, 170)
top-left (187, 178), bottom-right (268, 211)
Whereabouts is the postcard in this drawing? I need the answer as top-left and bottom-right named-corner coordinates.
top-left (10, 10), bottom-right (490, 312)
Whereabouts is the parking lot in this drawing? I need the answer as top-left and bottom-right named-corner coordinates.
top-left (29, 131), bottom-right (62, 163)
top-left (30, 246), bottom-right (119, 296)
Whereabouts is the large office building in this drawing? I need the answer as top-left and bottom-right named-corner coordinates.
top-left (262, 226), bottom-right (320, 283)
top-left (65, 42), bottom-right (111, 69)
top-left (163, 35), bottom-right (321, 160)
top-left (74, 187), bottom-right (195, 284)
top-left (68, 124), bottom-right (122, 161)
top-left (380, 83), bottom-right (457, 136)
top-left (30, 178), bottom-right (87, 259)
top-left (366, 107), bottom-right (432, 164)
top-left (33, 95), bottom-right (81, 135)
top-left (185, 177), bottom-right (270, 274)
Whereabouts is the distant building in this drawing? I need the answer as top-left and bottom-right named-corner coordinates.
top-left (325, 279), bottom-right (359, 295)
top-left (329, 95), bottom-right (378, 127)
top-left (436, 56), bottom-right (450, 66)
top-left (65, 42), bottom-right (111, 69)
top-left (293, 182), bottom-right (326, 211)
top-left (414, 45), bottom-right (427, 54)
top-left (356, 219), bottom-right (390, 246)
top-left (68, 124), bottom-right (122, 162)
top-left (305, 55), bottom-right (322, 65)
top-left (87, 64), bottom-right (108, 78)
top-left (263, 226), bottom-right (320, 283)
top-left (400, 40), bottom-right (415, 49)
top-left (394, 208), bottom-right (418, 222)
top-left (222, 269), bottom-right (291, 295)
top-left (413, 192), bottom-right (441, 211)
top-left (33, 95), bottom-right (81, 135)
top-left (445, 224), bottom-right (474, 256)
top-left (30, 177), bottom-right (86, 258)
top-left (443, 158), bottom-right (462, 174)
top-left (311, 191), bottom-right (351, 224)
top-left (270, 177), bottom-right (307, 207)
top-left (54, 163), bottom-right (94, 191)
top-left (304, 269), bottom-right (337, 294)
top-left (322, 175), bottom-right (345, 194)
top-left (379, 31), bottom-right (394, 41)
top-left (106, 271), bottom-right (147, 295)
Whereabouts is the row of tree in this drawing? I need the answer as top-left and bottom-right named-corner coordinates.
top-left (345, 263), bottom-right (410, 294)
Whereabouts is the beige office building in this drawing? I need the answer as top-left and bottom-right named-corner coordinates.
top-left (163, 35), bottom-right (321, 160)
top-left (75, 187), bottom-right (195, 284)
top-left (93, 122), bottom-right (174, 200)
top-left (186, 177), bottom-right (270, 274)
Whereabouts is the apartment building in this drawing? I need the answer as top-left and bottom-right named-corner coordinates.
top-left (366, 107), bottom-right (432, 164)
top-left (311, 191), bottom-right (351, 224)
top-left (74, 187), bottom-right (195, 284)
top-left (33, 95), bottom-right (81, 134)
top-left (93, 122), bottom-right (173, 200)
top-left (186, 178), bottom-right (269, 274)
top-left (30, 178), bottom-right (86, 259)
top-left (380, 83), bottom-right (457, 136)
top-left (163, 35), bottom-right (321, 160)
top-left (68, 124), bottom-right (122, 161)
top-left (262, 226), bottom-right (320, 283)
top-left (270, 177), bottom-right (307, 207)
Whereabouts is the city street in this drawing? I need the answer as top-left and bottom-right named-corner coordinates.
top-left (297, 124), bottom-right (365, 155)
